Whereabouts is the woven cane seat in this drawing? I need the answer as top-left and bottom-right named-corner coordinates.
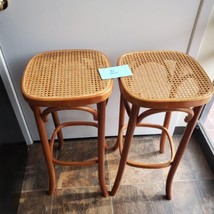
top-left (22, 50), bottom-right (113, 107)
top-left (118, 51), bottom-right (213, 109)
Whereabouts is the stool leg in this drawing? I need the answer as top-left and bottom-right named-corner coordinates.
top-left (166, 106), bottom-right (203, 200)
top-left (110, 104), bottom-right (140, 196)
top-left (112, 95), bottom-right (125, 151)
top-left (32, 106), bottom-right (55, 195)
top-left (160, 112), bottom-right (171, 153)
top-left (97, 101), bottom-right (108, 197)
top-left (51, 112), bottom-right (64, 150)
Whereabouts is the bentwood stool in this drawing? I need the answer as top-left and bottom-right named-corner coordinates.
top-left (110, 50), bottom-right (213, 200)
top-left (21, 50), bottom-right (113, 197)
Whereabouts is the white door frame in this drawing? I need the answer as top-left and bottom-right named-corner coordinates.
top-left (0, 48), bottom-right (32, 145)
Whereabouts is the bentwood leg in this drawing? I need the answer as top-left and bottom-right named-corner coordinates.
top-left (166, 106), bottom-right (204, 200)
top-left (97, 101), bottom-right (108, 197)
top-left (112, 95), bottom-right (126, 151)
top-left (32, 106), bottom-right (55, 195)
top-left (52, 111), bottom-right (64, 150)
top-left (110, 104), bottom-right (140, 196)
top-left (160, 112), bottom-right (172, 153)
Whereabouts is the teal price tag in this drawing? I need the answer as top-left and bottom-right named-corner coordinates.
top-left (98, 65), bottom-right (133, 80)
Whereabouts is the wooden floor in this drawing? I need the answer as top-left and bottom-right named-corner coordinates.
top-left (0, 135), bottom-right (214, 214)
top-left (15, 134), bottom-right (214, 214)
top-left (0, 143), bottom-right (28, 214)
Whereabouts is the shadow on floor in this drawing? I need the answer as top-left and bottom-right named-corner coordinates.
top-left (0, 143), bottom-right (28, 214)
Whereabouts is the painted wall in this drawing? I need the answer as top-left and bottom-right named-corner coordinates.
top-left (176, 5), bottom-right (214, 127)
top-left (197, 6), bottom-right (214, 80)
top-left (0, 1), bottom-right (213, 143)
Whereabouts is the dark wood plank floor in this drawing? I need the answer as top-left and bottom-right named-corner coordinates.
top-left (0, 143), bottom-right (28, 214)
top-left (15, 134), bottom-right (214, 214)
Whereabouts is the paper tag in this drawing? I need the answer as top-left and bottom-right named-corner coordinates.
top-left (98, 65), bottom-right (133, 80)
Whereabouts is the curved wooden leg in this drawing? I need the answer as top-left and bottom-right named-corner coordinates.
top-left (110, 105), bottom-right (140, 196)
top-left (166, 106), bottom-right (203, 200)
top-left (52, 111), bottom-right (64, 150)
top-left (32, 106), bottom-right (55, 195)
top-left (160, 112), bottom-right (171, 153)
top-left (112, 95), bottom-right (125, 151)
top-left (97, 101), bottom-right (108, 197)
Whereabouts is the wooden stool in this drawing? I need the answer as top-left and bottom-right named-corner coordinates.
top-left (21, 50), bottom-right (113, 196)
top-left (110, 50), bottom-right (213, 199)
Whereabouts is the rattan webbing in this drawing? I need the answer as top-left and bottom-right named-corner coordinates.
top-left (118, 51), bottom-right (213, 107)
top-left (22, 50), bottom-right (112, 103)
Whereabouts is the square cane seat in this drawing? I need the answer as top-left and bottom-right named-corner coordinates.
top-left (22, 50), bottom-right (113, 107)
top-left (119, 51), bottom-right (212, 108)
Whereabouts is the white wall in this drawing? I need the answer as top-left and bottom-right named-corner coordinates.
top-left (197, 6), bottom-right (214, 80)
top-left (0, 0), bottom-right (213, 141)
top-left (176, 4), bottom-right (214, 127)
